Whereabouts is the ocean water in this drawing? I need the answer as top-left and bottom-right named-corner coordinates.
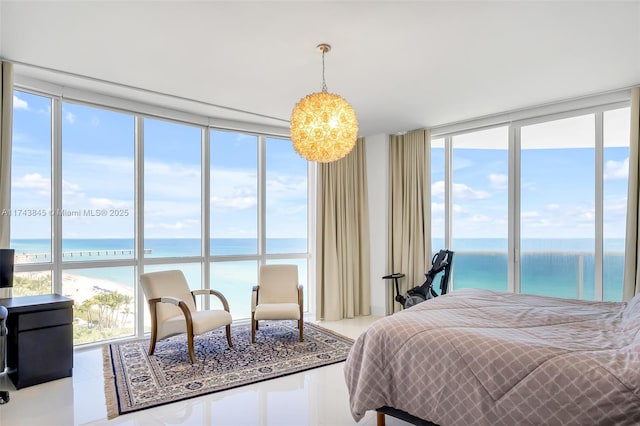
top-left (11, 238), bottom-right (310, 318)
top-left (11, 237), bottom-right (626, 303)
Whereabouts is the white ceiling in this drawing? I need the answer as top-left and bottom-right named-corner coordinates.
top-left (1, 1), bottom-right (639, 137)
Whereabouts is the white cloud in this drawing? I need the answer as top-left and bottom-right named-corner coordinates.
top-left (579, 211), bottom-right (595, 221)
top-left (546, 204), bottom-right (560, 211)
top-left (14, 173), bottom-right (49, 190)
top-left (62, 179), bottom-right (82, 196)
top-left (432, 180), bottom-right (490, 200)
top-left (452, 182), bottom-right (490, 200)
top-left (432, 181), bottom-right (445, 199)
top-left (211, 195), bottom-right (257, 209)
top-left (471, 214), bottom-right (491, 223)
top-left (65, 112), bottom-right (76, 124)
top-left (13, 95), bottom-right (29, 110)
top-left (521, 211), bottom-right (541, 218)
top-left (157, 219), bottom-right (199, 230)
top-left (89, 198), bottom-right (130, 209)
top-left (488, 173), bottom-right (508, 189)
top-left (91, 116), bottom-right (100, 127)
top-left (604, 198), bottom-right (627, 215)
top-left (208, 169), bottom-right (260, 210)
top-left (604, 157), bottom-right (628, 180)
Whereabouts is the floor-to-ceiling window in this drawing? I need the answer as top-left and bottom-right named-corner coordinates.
top-left (210, 130), bottom-right (259, 319)
top-left (603, 107), bottom-right (631, 301)
top-left (10, 91), bottom-right (53, 295)
top-left (265, 137), bottom-right (309, 311)
top-left (434, 104), bottom-right (630, 301)
top-left (520, 114), bottom-right (596, 299)
top-left (61, 103), bottom-right (136, 343)
top-left (431, 137), bottom-right (446, 252)
top-left (10, 88), bottom-right (310, 346)
top-left (451, 126), bottom-right (509, 292)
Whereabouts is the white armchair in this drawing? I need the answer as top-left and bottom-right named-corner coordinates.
top-left (140, 270), bottom-right (232, 363)
top-left (251, 264), bottom-right (303, 343)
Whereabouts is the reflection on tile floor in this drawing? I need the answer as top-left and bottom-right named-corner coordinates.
top-left (0, 316), bottom-right (413, 426)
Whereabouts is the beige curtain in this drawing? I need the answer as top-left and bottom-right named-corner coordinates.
top-left (0, 62), bottom-right (13, 299)
top-left (0, 61), bottom-right (13, 249)
top-left (387, 129), bottom-right (431, 313)
top-left (623, 87), bottom-right (640, 301)
top-left (316, 138), bottom-right (371, 320)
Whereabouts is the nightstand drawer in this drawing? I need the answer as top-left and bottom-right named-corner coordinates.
top-left (18, 307), bottom-right (72, 331)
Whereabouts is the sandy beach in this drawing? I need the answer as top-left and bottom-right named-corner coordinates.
top-left (61, 272), bottom-right (134, 305)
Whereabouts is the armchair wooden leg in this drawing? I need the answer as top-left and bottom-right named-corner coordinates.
top-left (148, 305), bottom-right (158, 356)
top-left (377, 412), bottom-right (386, 426)
top-left (226, 324), bottom-right (233, 347)
top-left (298, 318), bottom-right (303, 342)
top-left (251, 312), bottom-right (256, 343)
top-left (187, 333), bottom-right (196, 364)
top-left (148, 334), bottom-right (157, 356)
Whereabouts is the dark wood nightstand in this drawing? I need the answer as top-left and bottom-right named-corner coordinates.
top-left (0, 294), bottom-right (74, 389)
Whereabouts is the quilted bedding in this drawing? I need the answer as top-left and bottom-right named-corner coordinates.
top-left (344, 288), bottom-right (640, 426)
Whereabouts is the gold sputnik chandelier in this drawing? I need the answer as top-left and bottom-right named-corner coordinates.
top-left (290, 44), bottom-right (359, 163)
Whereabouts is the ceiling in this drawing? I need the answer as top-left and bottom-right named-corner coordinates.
top-left (1, 1), bottom-right (639, 137)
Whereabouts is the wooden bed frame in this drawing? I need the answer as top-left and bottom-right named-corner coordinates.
top-left (376, 406), bottom-right (439, 426)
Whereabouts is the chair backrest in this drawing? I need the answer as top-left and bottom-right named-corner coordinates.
top-left (258, 264), bottom-right (299, 304)
top-left (140, 270), bottom-right (196, 325)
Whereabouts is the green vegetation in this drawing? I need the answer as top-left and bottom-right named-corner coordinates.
top-left (13, 276), bottom-right (134, 345)
top-left (74, 291), bottom-right (134, 344)
top-left (13, 275), bottom-right (52, 296)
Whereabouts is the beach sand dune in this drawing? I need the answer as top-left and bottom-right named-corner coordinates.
top-left (61, 272), bottom-right (134, 304)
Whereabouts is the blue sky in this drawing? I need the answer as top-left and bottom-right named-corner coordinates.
top-left (10, 91), bottom-right (630, 243)
top-left (11, 91), bottom-right (308, 241)
top-left (431, 108), bottom-right (630, 241)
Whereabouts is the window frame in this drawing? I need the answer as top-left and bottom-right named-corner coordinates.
top-left (10, 84), bottom-right (312, 348)
top-left (432, 100), bottom-right (630, 301)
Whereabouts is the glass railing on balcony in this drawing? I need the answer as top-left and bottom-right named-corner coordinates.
top-left (451, 250), bottom-right (624, 302)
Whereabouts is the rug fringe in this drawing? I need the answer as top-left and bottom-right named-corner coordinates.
top-left (102, 344), bottom-right (119, 420)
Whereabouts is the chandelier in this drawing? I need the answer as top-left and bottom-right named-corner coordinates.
top-left (290, 44), bottom-right (359, 163)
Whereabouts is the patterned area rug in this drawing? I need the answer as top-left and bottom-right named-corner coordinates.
top-left (103, 321), bottom-right (353, 419)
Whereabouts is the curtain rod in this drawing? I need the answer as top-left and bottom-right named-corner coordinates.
top-left (2, 58), bottom-right (290, 124)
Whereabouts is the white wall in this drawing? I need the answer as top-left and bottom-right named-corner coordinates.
top-left (365, 133), bottom-right (389, 316)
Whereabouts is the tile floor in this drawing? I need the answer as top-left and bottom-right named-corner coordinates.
top-left (0, 316), bottom-right (412, 426)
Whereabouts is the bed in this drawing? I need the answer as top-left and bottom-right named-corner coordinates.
top-left (344, 288), bottom-right (640, 426)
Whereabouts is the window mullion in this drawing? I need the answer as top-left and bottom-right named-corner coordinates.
top-left (52, 97), bottom-right (62, 294)
top-left (595, 112), bottom-right (604, 301)
top-left (444, 135), bottom-right (453, 274)
top-left (509, 125), bottom-right (521, 294)
top-left (134, 115), bottom-right (145, 338)
top-left (202, 128), bottom-right (211, 291)
top-left (258, 135), bottom-right (266, 263)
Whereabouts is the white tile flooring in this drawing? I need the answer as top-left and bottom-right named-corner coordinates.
top-left (0, 316), bottom-right (412, 426)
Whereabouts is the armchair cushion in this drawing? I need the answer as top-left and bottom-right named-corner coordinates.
top-left (254, 303), bottom-right (300, 321)
top-left (162, 309), bottom-right (233, 338)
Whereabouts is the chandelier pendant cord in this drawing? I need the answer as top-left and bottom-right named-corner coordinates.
top-left (321, 45), bottom-right (328, 93)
